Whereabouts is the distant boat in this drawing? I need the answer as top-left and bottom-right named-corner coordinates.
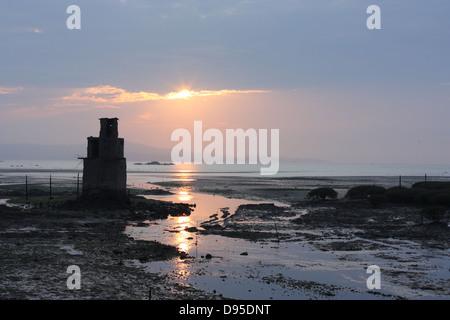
top-left (134, 161), bottom-right (174, 166)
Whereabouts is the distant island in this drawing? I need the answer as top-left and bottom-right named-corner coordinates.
top-left (133, 161), bottom-right (175, 166)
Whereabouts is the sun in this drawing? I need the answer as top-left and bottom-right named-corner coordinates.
top-left (167, 89), bottom-right (194, 100)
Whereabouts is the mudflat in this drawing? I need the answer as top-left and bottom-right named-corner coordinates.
top-left (0, 196), bottom-right (223, 300)
top-left (1, 174), bottom-right (449, 299)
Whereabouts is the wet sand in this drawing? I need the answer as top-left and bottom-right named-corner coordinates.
top-left (1, 174), bottom-right (449, 299)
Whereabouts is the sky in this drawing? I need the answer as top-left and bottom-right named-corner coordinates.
top-left (1, 0), bottom-right (450, 164)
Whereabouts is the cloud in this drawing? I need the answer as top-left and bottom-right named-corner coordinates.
top-left (23, 28), bottom-right (43, 34)
top-left (95, 105), bottom-right (121, 109)
top-left (139, 113), bottom-right (158, 120)
top-left (62, 85), bottom-right (269, 104)
top-left (0, 86), bottom-right (23, 94)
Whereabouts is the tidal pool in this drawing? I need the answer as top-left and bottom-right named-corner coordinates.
top-left (123, 187), bottom-right (438, 300)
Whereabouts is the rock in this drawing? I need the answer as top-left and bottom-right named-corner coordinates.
top-left (113, 249), bottom-right (122, 255)
top-left (179, 252), bottom-right (189, 259)
top-left (138, 256), bottom-right (149, 263)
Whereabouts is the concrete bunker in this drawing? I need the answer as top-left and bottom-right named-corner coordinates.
top-left (81, 118), bottom-right (127, 199)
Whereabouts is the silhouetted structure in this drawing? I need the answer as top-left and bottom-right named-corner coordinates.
top-left (81, 118), bottom-right (127, 199)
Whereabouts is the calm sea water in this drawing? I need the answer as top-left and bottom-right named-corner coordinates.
top-left (1, 159), bottom-right (449, 177)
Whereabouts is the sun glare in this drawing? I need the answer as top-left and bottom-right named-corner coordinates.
top-left (178, 191), bottom-right (192, 201)
top-left (167, 89), bottom-right (194, 100)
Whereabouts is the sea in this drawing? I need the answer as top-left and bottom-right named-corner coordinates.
top-left (1, 159), bottom-right (449, 177)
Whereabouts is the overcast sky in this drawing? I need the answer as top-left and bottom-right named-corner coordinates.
top-left (1, 0), bottom-right (450, 164)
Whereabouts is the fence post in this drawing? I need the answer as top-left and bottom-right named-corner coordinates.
top-left (25, 175), bottom-right (28, 200)
top-left (77, 173), bottom-right (80, 199)
top-left (49, 174), bottom-right (52, 199)
top-left (399, 175), bottom-right (402, 188)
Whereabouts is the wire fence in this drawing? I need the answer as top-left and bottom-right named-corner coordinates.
top-left (0, 174), bottom-right (82, 200)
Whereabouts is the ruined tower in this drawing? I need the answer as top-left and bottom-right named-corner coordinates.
top-left (81, 118), bottom-right (127, 199)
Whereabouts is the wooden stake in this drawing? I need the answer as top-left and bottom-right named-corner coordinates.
top-left (76, 173), bottom-right (80, 198)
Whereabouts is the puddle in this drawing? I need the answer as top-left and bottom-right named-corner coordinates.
top-left (60, 245), bottom-right (83, 256)
top-left (0, 199), bottom-right (10, 206)
top-left (0, 227), bottom-right (39, 234)
top-left (0, 198), bottom-right (32, 210)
